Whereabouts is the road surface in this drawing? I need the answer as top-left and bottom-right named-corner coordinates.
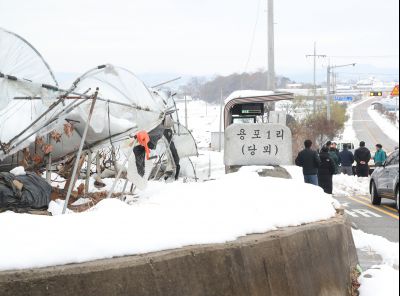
top-left (335, 193), bottom-right (399, 270)
top-left (352, 97), bottom-right (398, 152)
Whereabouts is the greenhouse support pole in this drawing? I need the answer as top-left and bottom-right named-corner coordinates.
top-left (106, 152), bottom-right (131, 199)
top-left (46, 136), bottom-right (52, 184)
top-left (85, 150), bottom-right (92, 195)
top-left (62, 90), bottom-right (98, 214)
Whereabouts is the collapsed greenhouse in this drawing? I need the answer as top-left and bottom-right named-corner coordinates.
top-left (0, 27), bottom-right (198, 213)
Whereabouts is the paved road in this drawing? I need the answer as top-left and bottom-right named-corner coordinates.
top-left (335, 194), bottom-right (399, 270)
top-left (336, 194), bottom-right (399, 242)
top-left (352, 97), bottom-right (398, 152)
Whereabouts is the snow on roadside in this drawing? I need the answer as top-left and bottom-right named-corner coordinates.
top-left (352, 229), bottom-right (399, 296)
top-left (359, 265), bottom-right (399, 296)
top-left (341, 102), bottom-right (359, 143)
top-left (333, 174), bottom-right (370, 197)
top-left (352, 229), bottom-right (399, 267)
top-left (368, 106), bottom-right (399, 143)
top-left (0, 171), bottom-right (337, 271)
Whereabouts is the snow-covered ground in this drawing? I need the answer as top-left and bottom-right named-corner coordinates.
top-left (353, 229), bottom-right (399, 296)
top-left (0, 170), bottom-right (338, 271)
top-left (359, 265), bottom-right (399, 296)
top-left (368, 106), bottom-right (399, 143)
top-left (353, 229), bottom-right (399, 267)
top-left (176, 100), bottom-right (221, 149)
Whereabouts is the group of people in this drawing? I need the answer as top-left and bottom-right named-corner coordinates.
top-left (295, 140), bottom-right (387, 195)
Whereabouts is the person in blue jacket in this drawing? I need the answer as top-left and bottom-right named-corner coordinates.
top-left (339, 144), bottom-right (355, 175)
top-left (373, 144), bottom-right (387, 167)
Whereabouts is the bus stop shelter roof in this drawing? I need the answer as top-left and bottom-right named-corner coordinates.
top-left (224, 90), bottom-right (294, 106)
top-left (224, 90), bottom-right (295, 128)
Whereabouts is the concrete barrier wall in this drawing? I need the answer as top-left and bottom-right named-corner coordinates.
top-left (0, 215), bottom-right (358, 296)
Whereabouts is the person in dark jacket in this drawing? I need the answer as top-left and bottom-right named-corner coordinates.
top-left (328, 146), bottom-right (340, 175)
top-left (332, 142), bottom-right (341, 160)
top-left (295, 140), bottom-right (321, 186)
top-left (339, 144), bottom-right (355, 175)
top-left (354, 141), bottom-right (371, 177)
top-left (318, 147), bottom-right (336, 194)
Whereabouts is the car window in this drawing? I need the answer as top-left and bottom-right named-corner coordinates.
top-left (393, 152), bottom-right (399, 166)
top-left (386, 151), bottom-right (399, 166)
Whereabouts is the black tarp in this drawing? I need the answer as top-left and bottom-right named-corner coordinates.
top-left (0, 172), bottom-right (52, 209)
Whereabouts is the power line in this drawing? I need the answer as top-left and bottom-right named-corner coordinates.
top-left (244, 0), bottom-right (262, 73)
top-left (306, 42), bottom-right (326, 113)
top-left (329, 55), bottom-right (399, 59)
top-left (335, 72), bottom-right (399, 76)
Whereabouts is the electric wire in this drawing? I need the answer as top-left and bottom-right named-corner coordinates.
top-left (244, 0), bottom-right (262, 73)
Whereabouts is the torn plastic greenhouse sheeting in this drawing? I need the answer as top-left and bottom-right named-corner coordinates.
top-left (0, 27), bottom-right (58, 109)
top-left (72, 65), bottom-right (166, 133)
top-left (0, 27), bottom-right (60, 146)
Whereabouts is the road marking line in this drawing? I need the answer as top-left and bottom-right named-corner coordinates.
top-left (354, 195), bottom-right (399, 213)
top-left (353, 209), bottom-right (382, 218)
top-left (347, 196), bottom-right (399, 220)
top-left (383, 205), bottom-right (399, 213)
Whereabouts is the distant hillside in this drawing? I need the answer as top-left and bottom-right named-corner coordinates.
top-left (179, 71), bottom-right (294, 103)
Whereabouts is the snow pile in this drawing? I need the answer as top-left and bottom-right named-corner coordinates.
top-left (72, 198), bottom-right (92, 206)
top-left (368, 106), bottom-right (399, 143)
top-left (359, 265), bottom-right (399, 296)
top-left (0, 171), bottom-right (337, 271)
top-left (10, 166), bottom-right (26, 176)
top-left (48, 200), bottom-right (73, 216)
top-left (333, 174), bottom-right (369, 197)
top-left (352, 229), bottom-right (399, 296)
top-left (352, 229), bottom-right (399, 267)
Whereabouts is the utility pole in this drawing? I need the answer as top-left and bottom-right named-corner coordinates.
top-left (218, 89), bottom-right (224, 152)
top-left (326, 63), bottom-right (356, 121)
top-left (267, 0), bottom-right (275, 92)
top-left (327, 65), bottom-right (332, 121)
top-left (306, 42), bottom-right (326, 113)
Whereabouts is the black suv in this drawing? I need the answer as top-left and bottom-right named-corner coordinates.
top-left (370, 149), bottom-right (399, 212)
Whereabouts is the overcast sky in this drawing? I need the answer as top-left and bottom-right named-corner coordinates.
top-left (1, 0), bottom-right (399, 80)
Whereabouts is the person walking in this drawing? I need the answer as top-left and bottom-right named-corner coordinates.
top-left (295, 140), bottom-right (321, 186)
top-left (373, 144), bottom-right (387, 167)
top-left (318, 146), bottom-right (336, 194)
top-left (354, 141), bottom-right (371, 177)
top-left (339, 144), bottom-right (355, 176)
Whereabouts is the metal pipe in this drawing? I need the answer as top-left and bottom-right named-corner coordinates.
top-left (151, 77), bottom-right (182, 89)
top-left (12, 98), bottom-right (90, 151)
top-left (105, 152), bottom-right (130, 199)
top-left (46, 135), bottom-right (52, 184)
top-left (85, 150), bottom-right (92, 195)
top-left (62, 89), bottom-right (99, 214)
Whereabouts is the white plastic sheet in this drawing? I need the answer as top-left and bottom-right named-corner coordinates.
top-left (0, 27), bottom-right (59, 146)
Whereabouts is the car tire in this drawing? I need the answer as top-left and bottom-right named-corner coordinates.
top-left (370, 181), bottom-right (381, 205)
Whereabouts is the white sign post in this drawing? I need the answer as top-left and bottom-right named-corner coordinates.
top-left (224, 123), bottom-right (292, 167)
